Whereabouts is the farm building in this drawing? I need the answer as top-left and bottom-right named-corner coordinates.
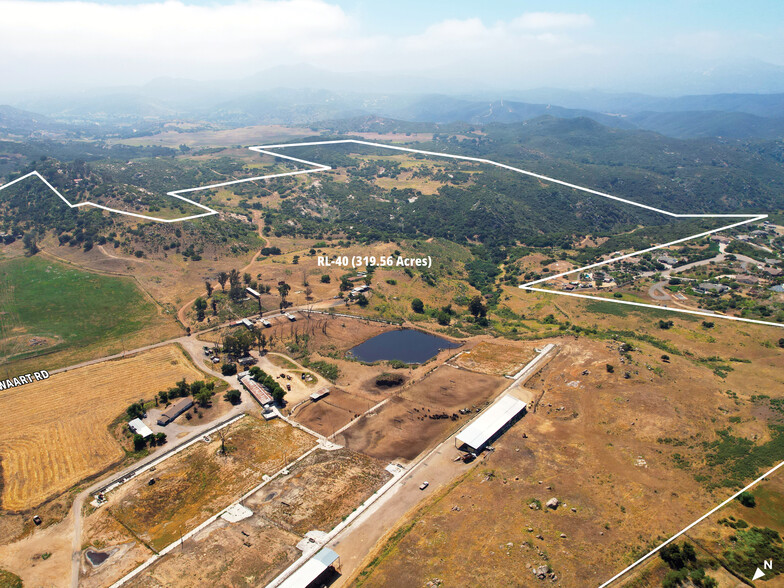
top-left (246, 287), bottom-right (261, 299)
top-left (238, 372), bottom-right (274, 406)
top-left (657, 255), bottom-right (680, 266)
top-left (310, 388), bottom-right (330, 401)
top-left (736, 274), bottom-right (760, 285)
top-left (455, 394), bottom-right (527, 452)
top-left (128, 418), bottom-right (153, 438)
top-left (696, 282), bottom-right (730, 294)
top-left (157, 398), bottom-right (193, 426)
top-left (279, 548), bottom-right (340, 588)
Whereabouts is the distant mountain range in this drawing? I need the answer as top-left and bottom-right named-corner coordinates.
top-left (3, 66), bottom-right (784, 140)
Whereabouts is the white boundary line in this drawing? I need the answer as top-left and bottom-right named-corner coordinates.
top-left (0, 148), bottom-right (331, 223)
top-left (3, 139), bottom-right (780, 328)
top-left (598, 459), bottom-right (784, 586)
top-left (248, 140), bottom-right (779, 329)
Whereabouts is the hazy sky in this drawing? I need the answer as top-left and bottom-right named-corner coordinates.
top-left (2, 0), bottom-right (783, 96)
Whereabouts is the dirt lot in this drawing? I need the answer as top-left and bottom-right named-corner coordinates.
top-left (78, 416), bottom-right (316, 586)
top-left (290, 388), bottom-right (372, 437)
top-left (0, 344), bottom-right (210, 512)
top-left (121, 448), bottom-right (390, 588)
top-left (453, 340), bottom-right (538, 376)
top-left (401, 365), bottom-right (508, 413)
top-left (125, 520), bottom-right (300, 588)
top-left (337, 366), bottom-right (507, 463)
top-left (249, 448), bottom-right (391, 535)
top-left (350, 335), bottom-right (784, 587)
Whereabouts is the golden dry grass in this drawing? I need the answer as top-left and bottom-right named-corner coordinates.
top-left (0, 345), bottom-right (207, 511)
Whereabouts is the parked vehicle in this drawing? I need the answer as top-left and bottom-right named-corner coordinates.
top-left (419, 481), bottom-right (429, 490)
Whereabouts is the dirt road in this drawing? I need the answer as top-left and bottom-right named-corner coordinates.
top-left (68, 335), bottom-right (251, 588)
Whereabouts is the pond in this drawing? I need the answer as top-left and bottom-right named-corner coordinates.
top-left (85, 549), bottom-right (111, 566)
top-left (348, 329), bottom-right (459, 364)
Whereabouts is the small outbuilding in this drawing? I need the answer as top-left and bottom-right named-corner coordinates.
top-left (128, 418), bottom-right (153, 438)
top-left (310, 388), bottom-right (330, 402)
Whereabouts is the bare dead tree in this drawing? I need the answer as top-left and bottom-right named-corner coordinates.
top-left (218, 429), bottom-right (227, 456)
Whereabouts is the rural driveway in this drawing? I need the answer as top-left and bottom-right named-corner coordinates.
top-left (648, 281), bottom-right (671, 301)
top-left (328, 432), bottom-right (478, 585)
top-left (326, 384), bottom-right (542, 586)
top-left (68, 334), bottom-right (252, 588)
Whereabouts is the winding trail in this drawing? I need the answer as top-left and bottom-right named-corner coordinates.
top-left (176, 210), bottom-right (270, 329)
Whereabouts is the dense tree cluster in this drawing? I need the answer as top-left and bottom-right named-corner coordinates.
top-left (248, 366), bottom-right (286, 402)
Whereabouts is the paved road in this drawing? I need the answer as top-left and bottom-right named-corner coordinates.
top-left (68, 335), bottom-right (250, 588)
top-left (50, 338), bottom-right (184, 376)
top-left (320, 360), bottom-right (548, 586)
top-left (644, 244), bottom-right (765, 305)
top-left (648, 281), bottom-right (671, 301)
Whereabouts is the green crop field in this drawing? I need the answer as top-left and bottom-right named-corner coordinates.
top-left (0, 256), bottom-right (181, 372)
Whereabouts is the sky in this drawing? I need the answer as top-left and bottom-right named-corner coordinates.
top-left (1, 0), bottom-right (783, 97)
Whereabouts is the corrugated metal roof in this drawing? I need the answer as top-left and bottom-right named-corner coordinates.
top-left (456, 394), bottom-right (527, 450)
top-left (279, 548), bottom-right (339, 588)
top-left (313, 548), bottom-right (339, 566)
top-left (160, 397), bottom-right (193, 419)
top-left (239, 374), bottom-right (273, 405)
top-left (128, 418), bottom-right (153, 438)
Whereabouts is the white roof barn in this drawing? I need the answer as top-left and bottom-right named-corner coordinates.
top-left (128, 418), bottom-right (153, 438)
top-left (456, 394), bottom-right (527, 451)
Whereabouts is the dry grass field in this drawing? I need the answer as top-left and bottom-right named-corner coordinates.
top-left (0, 344), bottom-right (208, 511)
top-left (622, 467), bottom-right (784, 587)
top-left (453, 341), bottom-right (537, 376)
top-left (121, 448), bottom-right (388, 588)
top-left (351, 332), bottom-right (784, 587)
top-left (105, 417), bottom-right (315, 552)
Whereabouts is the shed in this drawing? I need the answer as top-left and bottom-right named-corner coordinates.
top-left (310, 388), bottom-right (330, 402)
top-left (239, 373), bottom-right (273, 406)
top-left (455, 395), bottom-right (527, 452)
top-left (128, 418), bottom-right (153, 438)
top-left (279, 548), bottom-right (340, 588)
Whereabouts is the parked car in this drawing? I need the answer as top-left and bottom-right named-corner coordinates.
top-left (419, 481), bottom-right (429, 490)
